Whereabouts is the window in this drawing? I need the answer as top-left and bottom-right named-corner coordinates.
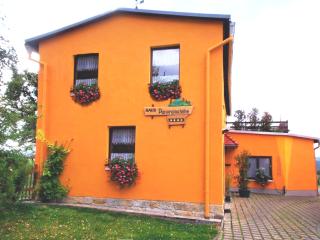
top-left (247, 157), bottom-right (272, 179)
top-left (109, 127), bottom-right (135, 161)
top-left (151, 47), bottom-right (179, 84)
top-left (74, 54), bottom-right (98, 86)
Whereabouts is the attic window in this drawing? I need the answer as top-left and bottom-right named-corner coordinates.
top-left (151, 47), bottom-right (179, 84)
top-left (74, 54), bottom-right (98, 86)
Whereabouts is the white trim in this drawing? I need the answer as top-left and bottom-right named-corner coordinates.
top-left (227, 130), bottom-right (320, 143)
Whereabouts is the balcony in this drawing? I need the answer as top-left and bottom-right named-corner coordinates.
top-left (226, 120), bottom-right (289, 133)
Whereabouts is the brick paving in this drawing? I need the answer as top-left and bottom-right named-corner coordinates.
top-left (220, 193), bottom-right (320, 240)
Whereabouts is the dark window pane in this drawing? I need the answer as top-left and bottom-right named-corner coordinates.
top-left (152, 48), bottom-right (179, 83)
top-left (109, 127), bottom-right (135, 161)
top-left (248, 158), bottom-right (257, 178)
top-left (75, 54), bottom-right (98, 86)
top-left (259, 158), bottom-right (271, 178)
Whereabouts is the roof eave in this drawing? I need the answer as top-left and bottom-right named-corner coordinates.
top-left (25, 8), bottom-right (231, 52)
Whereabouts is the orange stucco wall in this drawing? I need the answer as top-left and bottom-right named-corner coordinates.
top-left (35, 13), bottom-right (227, 205)
top-left (225, 132), bottom-right (318, 195)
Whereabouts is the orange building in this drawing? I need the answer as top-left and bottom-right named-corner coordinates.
top-left (25, 8), bottom-right (234, 219)
top-left (25, 8), bottom-right (318, 220)
top-left (225, 131), bottom-right (319, 197)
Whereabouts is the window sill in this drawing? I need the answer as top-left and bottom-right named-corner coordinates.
top-left (248, 179), bottom-right (273, 183)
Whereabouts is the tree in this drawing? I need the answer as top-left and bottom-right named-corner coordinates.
top-left (1, 69), bottom-right (38, 151)
top-left (260, 112), bottom-right (273, 132)
top-left (233, 110), bottom-right (246, 130)
top-left (247, 108), bottom-right (259, 130)
top-left (0, 17), bottom-right (18, 84)
top-left (0, 16), bottom-right (37, 205)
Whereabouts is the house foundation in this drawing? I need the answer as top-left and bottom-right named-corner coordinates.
top-left (64, 197), bottom-right (224, 220)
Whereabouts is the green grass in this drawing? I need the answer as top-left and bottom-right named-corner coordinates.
top-left (0, 204), bottom-right (217, 240)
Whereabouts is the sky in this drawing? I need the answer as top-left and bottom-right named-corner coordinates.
top-left (1, 0), bottom-right (320, 154)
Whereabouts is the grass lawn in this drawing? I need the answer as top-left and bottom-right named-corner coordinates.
top-left (0, 204), bottom-right (217, 240)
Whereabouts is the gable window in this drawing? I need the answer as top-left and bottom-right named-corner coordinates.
top-left (247, 156), bottom-right (272, 179)
top-left (74, 54), bottom-right (98, 86)
top-left (151, 47), bottom-right (179, 83)
top-left (109, 127), bottom-right (135, 161)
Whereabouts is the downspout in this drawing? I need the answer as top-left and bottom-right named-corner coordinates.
top-left (205, 36), bottom-right (233, 218)
top-left (27, 51), bottom-right (47, 176)
top-left (313, 140), bottom-right (320, 196)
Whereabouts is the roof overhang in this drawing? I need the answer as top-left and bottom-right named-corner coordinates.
top-left (224, 134), bottom-right (238, 148)
top-left (25, 8), bottom-right (231, 52)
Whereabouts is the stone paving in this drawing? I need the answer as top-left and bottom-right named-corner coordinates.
top-left (220, 193), bottom-right (320, 240)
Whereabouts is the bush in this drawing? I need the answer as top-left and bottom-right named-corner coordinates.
top-left (235, 150), bottom-right (250, 191)
top-left (38, 143), bottom-right (69, 202)
top-left (0, 150), bottom-right (33, 205)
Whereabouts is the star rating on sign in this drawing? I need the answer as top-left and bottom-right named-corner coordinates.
top-left (167, 116), bottom-right (186, 126)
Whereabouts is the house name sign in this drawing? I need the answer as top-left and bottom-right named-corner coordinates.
top-left (144, 105), bottom-right (193, 126)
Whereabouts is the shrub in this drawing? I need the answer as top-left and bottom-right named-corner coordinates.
top-left (235, 150), bottom-right (250, 191)
top-left (38, 143), bottom-right (69, 202)
top-left (0, 150), bottom-right (33, 205)
top-left (107, 158), bottom-right (138, 187)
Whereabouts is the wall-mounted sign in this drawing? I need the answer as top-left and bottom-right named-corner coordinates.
top-left (144, 105), bottom-right (193, 126)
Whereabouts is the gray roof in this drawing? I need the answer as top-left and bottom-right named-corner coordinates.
top-left (25, 8), bottom-right (230, 51)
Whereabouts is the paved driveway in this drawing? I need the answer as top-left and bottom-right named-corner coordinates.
top-left (221, 193), bottom-right (320, 240)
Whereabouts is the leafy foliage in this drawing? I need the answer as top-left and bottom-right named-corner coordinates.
top-left (0, 16), bottom-right (37, 206)
top-left (247, 108), bottom-right (259, 130)
top-left (0, 150), bottom-right (33, 205)
top-left (107, 158), bottom-right (138, 187)
top-left (260, 112), bottom-right (273, 131)
top-left (235, 150), bottom-right (250, 191)
top-left (0, 34), bottom-right (17, 83)
top-left (232, 108), bottom-right (277, 132)
top-left (70, 84), bottom-right (100, 105)
top-left (149, 80), bottom-right (181, 101)
top-left (0, 70), bottom-right (38, 150)
top-left (233, 110), bottom-right (246, 130)
top-left (38, 143), bottom-right (69, 202)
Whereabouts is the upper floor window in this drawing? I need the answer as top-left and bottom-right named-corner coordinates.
top-left (109, 127), bottom-right (135, 162)
top-left (247, 156), bottom-right (272, 179)
top-left (74, 54), bottom-right (98, 86)
top-left (151, 47), bottom-right (179, 84)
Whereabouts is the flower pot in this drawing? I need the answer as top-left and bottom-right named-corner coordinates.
top-left (239, 189), bottom-right (250, 198)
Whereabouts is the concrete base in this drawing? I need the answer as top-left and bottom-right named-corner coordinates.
top-left (230, 187), bottom-right (282, 195)
top-left (63, 196), bottom-right (224, 221)
top-left (230, 187), bottom-right (318, 197)
top-left (285, 190), bottom-right (318, 197)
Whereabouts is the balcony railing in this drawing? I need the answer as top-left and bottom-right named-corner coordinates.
top-left (226, 120), bottom-right (289, 133)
